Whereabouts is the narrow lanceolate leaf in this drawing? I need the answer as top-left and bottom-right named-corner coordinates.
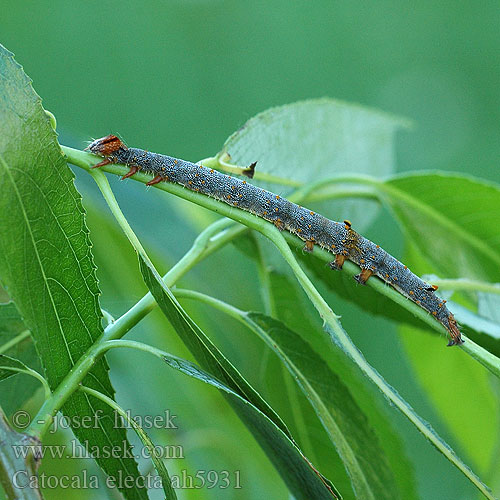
top-left (262, 271), bottom-right (418, 500)
top-left (137, 254), bottom-right (339, 500)
top-left (0, 303), bottom-right (39, 415)
top-left (245, 311), bottom-right (400, 500)
top-left (81, 386), bottom-right (177, 500)
top-left (220, 98), bottom-right (407, 231)
top-left (382, 173), bottom-right (500, 282)
top-left (137, 257), bottom-right (288, 437)
top-left (0, 45), bottom-right (146, 499)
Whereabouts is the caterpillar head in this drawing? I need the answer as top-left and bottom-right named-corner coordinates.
top-left (85, 135), bottom-right (127, 157)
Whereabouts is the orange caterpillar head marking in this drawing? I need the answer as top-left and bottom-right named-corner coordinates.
top-left (85, 135), bottom-right (127, 157)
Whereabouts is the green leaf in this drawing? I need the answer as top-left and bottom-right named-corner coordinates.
top-left (138, 258), bottom-right (288, 436)
top-left (0, 303), bottom-right (39, 415)
top-left (260, 271), bottom-right (419, 500)
top-left (137, 254), bottom-right (339, 499)
top-left (446, 302), bottom-right (500, 360)
top-left (451, 301), bottom-right (500, 340)
top-left (398, 246), bottom-right (500, 477)
top-left (400, 323), bottom-right (500, 475)
top-left (246, 310), bottom-right (399, 499)
top-left (478, 291), bottom-right (500, 323)
top-left (382, 173), bottom-right (500, 282)
top-left (176, 282), bottom-right (409, 498)
top-left (301, 171), bottom-right (500, 353)
top-left (0, 45), bottom-right (146, 499)
top-left (220, 98), bottom-right (407, 231)
top-left (80, 386), bottom-right (177, 500)
top-left (0, 304), bottom-right (32, 355)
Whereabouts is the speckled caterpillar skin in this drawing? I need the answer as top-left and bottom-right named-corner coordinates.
top-left (87, 135), bottom-right (463, 346)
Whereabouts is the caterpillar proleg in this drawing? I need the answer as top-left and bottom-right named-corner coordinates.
top-left (87, 135), bottom-right (463, 346)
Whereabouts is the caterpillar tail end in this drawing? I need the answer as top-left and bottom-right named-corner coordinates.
top-left (446, 315), bottom-right (464, 347)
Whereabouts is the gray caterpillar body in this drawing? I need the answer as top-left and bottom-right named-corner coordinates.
top-left (87, 135), bottom-right (463, 346)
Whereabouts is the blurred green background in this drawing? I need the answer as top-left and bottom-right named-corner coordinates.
top-left (2, 1), bottom-right (499, 499)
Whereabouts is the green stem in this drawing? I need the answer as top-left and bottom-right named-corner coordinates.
top-left (203, 154), bottom-right (303, 187)
top-left (61, 145), bottom-right (498, 496)
top-left (65, 144), bottom-right (500, 375)
top-left (102, 339), bottom-right (172, 358)
top-left (305, 188), bottom-right (379, 204)
top-left (27, 339), bottom-right (169, 439)
top-left (27, 342), bottom-right (104, 439)
top-left (102, 218), bottom-right (237, 341)
top-left (204, 150), bottom-right (383, 198)
top-left (240, 228), bottom-right (496, 500)
top-left (80, 386), bottom-right (139, 427)
top-left (89, 169), bottom-right (149, 258)
top-left (288, 174), bottom-right (381, 203)
top-left (101, 309), bottom-right (115, 326)
top-left (255, 238), bottom-right (275, 317)
top-left (460, 341), bottom-right (500, 377)
top-left (174, 288), bottom-right (241, 317)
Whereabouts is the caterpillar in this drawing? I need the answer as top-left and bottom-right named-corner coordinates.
top-left (86, 135), bottom-right (463, 346)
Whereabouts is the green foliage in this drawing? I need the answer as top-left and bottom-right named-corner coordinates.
top-left (80, 385), bottom-right (178, 500)
top-left (1, 42), bottom-right (499, 500)
top-left (137, 255), bottom-right (338, 499)
top-left (383, 174), bottom-right (500, 282)
top-left (0, 45), bottom-right (145, 500)
top-left (243, 269), bottom-right (419, 499)
top-left (219, 99), bottom-right (407, 232)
